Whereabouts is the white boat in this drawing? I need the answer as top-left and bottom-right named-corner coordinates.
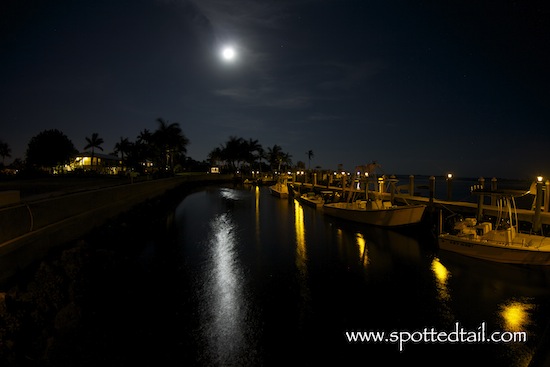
top-left (438, 189), bottom-right (550, 265)
top-left (322, 164), bottom-right (426, 227)
top-left (297, 191), bottom-right (332, 209)
top-left (269, 178), bottom-right (289, 199)
top-left (323, 198), bottom-right (427, 227)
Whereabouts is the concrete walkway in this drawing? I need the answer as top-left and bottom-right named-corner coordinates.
top-left (0, 174), bottom-right (231, 284)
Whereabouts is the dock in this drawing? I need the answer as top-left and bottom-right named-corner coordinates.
top-left (290, 179), bottom-right (550, 227)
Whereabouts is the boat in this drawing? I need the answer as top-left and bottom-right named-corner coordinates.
top-left (297, 191), bottom-right (332, 209)
top-left (323, 196), bottom-right (427, 227)
top-left (322, 162), bottom-right (426, 227)
top-left (269, 177), bottom-right (289, 199)
top-left (288, 182), bottom-right (300, 198)
top-left (438, 189), bottom-right (550, 265)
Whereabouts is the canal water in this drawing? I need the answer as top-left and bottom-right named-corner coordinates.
top-left (168, 184), bottom-right (550, 366)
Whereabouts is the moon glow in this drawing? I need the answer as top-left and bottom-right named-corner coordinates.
top-left (221, 46), bottom-right (236, 61)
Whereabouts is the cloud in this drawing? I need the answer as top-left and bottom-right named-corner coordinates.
top-left (213, 86), bottom-right (309, 109)
top-left (307, 114), bottom-right (344, 121)
top-left (317, 61), bottom-right (386, 90)
top-left (190, 0), bottom-right (291, 33)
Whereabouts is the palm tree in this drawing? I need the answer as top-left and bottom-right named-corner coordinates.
top-left (267, 144), bottom-right (292, 172)
top-left (306, 149), bottom-right (314, 170)
top-left (0, 140), bottom-right (11, 166)
top-left (114, 137), bottom-right (132, 171)
top-left (84, 133), bottom-right (104, 169)
top-left (208, 147), bottom-right (224, 168)
top-left (137, 129), bottom-right (152, 145)
top-left (256, 146), bottom-right (266, 173)
top-left (280, 152), bottom-right (293, 171)
top-left (267, 144), bottom-right (281, 171)
top-left (221, 136), bottom-right (244, 171)
top-left (243, 138), bottom-right (262, 173)
top-left (135, 129), bottom-right (154, 167)
top-left (153, 118), bottom-right (189, 173)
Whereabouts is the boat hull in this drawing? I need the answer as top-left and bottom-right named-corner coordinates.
top-left (438, 234), bottom-right (550, 265)
top-left (269, 186), bottom-right (288, 199)
top-left (297, 196), bottom-right (323, 208)
top-left (323, 203), bottom-right (426, 227)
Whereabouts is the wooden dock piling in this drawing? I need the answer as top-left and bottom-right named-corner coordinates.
top-left (476, 177), bottom-right (485, 222)
top-left (290, 174), bottom-right (550, 229)
top-left (429, 176), bottom-right (435, 208)
top-left (446, 174), bottom-right (453, 201)
top-left (534, 178), bottom-right (543, 233)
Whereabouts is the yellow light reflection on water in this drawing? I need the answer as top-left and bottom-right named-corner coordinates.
top-left (355, 233), bottom-right (368, 266)
top-left (294, 199), bottom-right (307, 272)
top-left (431, 257), bottom-right (451, 301)
top-left (294, 199), bottom-right (310, 323)
top-left (255, 186), bottom-right (260, 241)
top-left (500, 301), bottom-right (533, 332)
top-left (336, 228), bottom-right (343, 247)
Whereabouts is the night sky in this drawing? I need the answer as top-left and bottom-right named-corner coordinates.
top-left (2, 0), bottom-right (549, 179)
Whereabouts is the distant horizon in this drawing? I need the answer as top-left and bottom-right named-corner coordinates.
top-left (3, 124), bottom-right (548, 181)
top-left (1, 141), bottom-right (546, 183)
top-left (2, 139), bottom-right (543, 183)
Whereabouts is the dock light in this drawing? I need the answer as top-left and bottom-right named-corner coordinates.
top-left (446, 173), bottom-right (453, 200)
top-left (537, 176), bottom-right (543, 182)
top-left (341, 171), bottom-right (346, 175)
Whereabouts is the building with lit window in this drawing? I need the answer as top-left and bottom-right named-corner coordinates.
top-left (65, 152), bottom-right (122, 174)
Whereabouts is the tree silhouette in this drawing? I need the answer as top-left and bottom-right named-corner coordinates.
top-left (26, 129), bottom-right (77, 170)
top-left (137, 129), bottom-right (152, 145)
top-left (306, 149), bottom-right (314, 170)
top-left (153, 118), bottom-right (189, 173)
top-left (219, 136), bottom-right (244, 171)
top-left (84, 133), bottom-right (104, 168)
top-left (245, 138), bottom-right (262, 171)
top-left (0, 140), bottom-right (11, 165)
top-left (114, 137), bottom-right (132, 171)
top-left (267, 144), bottom-right (292, 172)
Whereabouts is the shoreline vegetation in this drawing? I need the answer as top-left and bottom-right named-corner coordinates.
top-left (0, 122), bottom-right (299, 179)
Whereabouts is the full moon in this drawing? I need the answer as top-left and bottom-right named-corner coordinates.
top-left (221, 46), bottom-right (236, 61)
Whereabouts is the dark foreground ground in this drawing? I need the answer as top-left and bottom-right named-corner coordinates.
top-left (0, 178), bottom-right (203, 366)
top-left (1, 176), bottom-right (550, 366)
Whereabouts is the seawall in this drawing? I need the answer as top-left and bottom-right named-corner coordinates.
top-left (0, 174), bottom-right (232, 284)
